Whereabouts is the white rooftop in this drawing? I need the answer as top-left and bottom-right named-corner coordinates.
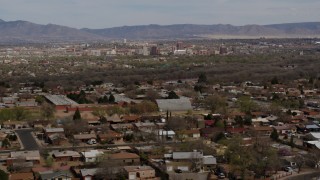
top-left (44, 94), bottom-right (78, 106)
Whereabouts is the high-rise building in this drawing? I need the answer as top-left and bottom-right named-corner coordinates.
top-left (150, 46), bottom-right (160, 56)
top-left (176, 42), bottom-right (183, 50)
top-left (219, 46), bottom-right (228, 55)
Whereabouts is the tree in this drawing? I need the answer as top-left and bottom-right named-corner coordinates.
top-left (2, 138), bottom-right (10, 148)
top-left (234, 116), bottom-right (244, 127)
top-left (270, 129), bottom-right (279, 141)
top-left (98, 95), bottom-right (109, 104)
top-left (92, 107), bottom-right (107, 121)
top-left (0, 170), bottom-right (8, 180)
top-left (12, 107), bottom-right (29, 121)
top-left (73, 108), bottom-right (81, 121)
top-left (271, 76), bottom-right (279, 84)
top-left (130, 101), bottom-right (158, 114)
top-left (204, 95), bottom-right (227, 113)
top-left (294, 155), bottom-right (305, 173)
top-left (106, 106), bottom-right (128, 115)
top-left (244, 116), bottom-right (252, 126)
top-left (108, 94), bottom-right (115, 103)
top-left (224, 136), bottom-right (254, 179)
top-left (306, 149), bottom-right (320, 168)
top-left (167, 91), bottom-right (179, 99)
top-left (95, 158), bottom-right (123, 179)
top-left (198, 73), bottom-right (208, 84)
top-left (237, 96), bottom-right (258, 114)
top-left (40, 102), bottom-right (55, 120)
top-left (145, 90), bottom-right (160, 101)
top-left (215, 120), bottom-right (225, 128)
top-left (45, 156), bottom-right (53, 167)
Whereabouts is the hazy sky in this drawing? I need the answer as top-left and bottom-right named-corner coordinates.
top-left (0, 0), bottom-right (319, 29)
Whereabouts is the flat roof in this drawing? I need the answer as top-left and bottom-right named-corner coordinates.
top-left (44, 94), bottom-right (78, 106)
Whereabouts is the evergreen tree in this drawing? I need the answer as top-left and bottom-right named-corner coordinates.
top-left (109, 94), bottom-right (115, 103)
top-left (271, 76), bottom-right (279, 84)
top-left (167, 91), bottom-right (179, 99)
top-left (73, 108), bottom-right (81, 121)
top-left (198, 73), bottom-right (208, 84)
top-left (270, 129), bottom-right (279, 141)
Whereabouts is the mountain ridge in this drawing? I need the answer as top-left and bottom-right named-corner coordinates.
top-left (0, 19), bottom-right (320, 43)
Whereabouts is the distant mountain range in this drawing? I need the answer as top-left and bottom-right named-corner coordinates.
top-left (0, 19), bottom-right (320, 43)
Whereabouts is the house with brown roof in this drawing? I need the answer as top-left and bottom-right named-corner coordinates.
top-left (226, 127), bottom-right (246, 134)
top-left (97, 131), bottom-right (123, 144)
top-left (43, 128), bottom-right (66, 145)
top-left (177, 129), bottom-right (201, 139)
top-left (121, 115), bottom-right (141, 123)
top-left (2, 120), bottom-right (28, 129)
top-left (7, 150), bottom-right (41, 165)
top-left (73, 133), bottom-right (97, 143)
top-left (9, 172), bottom-right (34, 180)
top-left (123, 166), bottom-right (160, 180)
top-left (250, 126), bottom-right (273, 136)
top-left (52, 150), bottom-right (81, 162)
top-left (111, 123), bottom-right (134, 133)
top-left (200, 127), bottom-right (225, 139)
top-left (273, 125), bottom-right (297, 135)
top-left (108, 152), bottom-right (140, 165)
top-left (106, 114), bottom-right (122, 123)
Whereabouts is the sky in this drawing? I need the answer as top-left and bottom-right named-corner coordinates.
top-left (0, 0), bottom-right (319, 29)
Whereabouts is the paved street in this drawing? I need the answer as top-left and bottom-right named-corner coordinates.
top-left (15, 129), bottom-right (39, 150)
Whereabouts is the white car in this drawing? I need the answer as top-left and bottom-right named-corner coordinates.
top-left (87, 139), bottom-right (97, 145)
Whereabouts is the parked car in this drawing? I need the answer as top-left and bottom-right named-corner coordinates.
top-left (217, 172), bottom-right (225, 179)
top-left (87, 139), bottom-right (97, 145)
top-left (283, 166), bottom-right (294, 172)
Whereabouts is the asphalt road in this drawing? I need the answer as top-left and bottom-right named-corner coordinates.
top-left (15, 129), bottom-right (39, 150)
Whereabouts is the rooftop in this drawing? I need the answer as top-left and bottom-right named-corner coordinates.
top-left (44, 94), bottom-right (78, 106)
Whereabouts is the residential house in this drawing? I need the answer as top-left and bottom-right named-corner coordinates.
top-left (306, 124), bottom-right (320, 132)
top-left (304, 132), bottom-right (320, 149)
top-left (97, 131), bottom-right (123, 144)
top-left (157, 129), bottom-right (175, 141)
top-left (80, 168), bottom-right (98, 180)
top-left (39, 170), bottom-right (73, 180)
top-left (202, 155), bottom-right (217, 171)
top-left (43, 128), bottom-right (66, 145)
top-left (106, 114), bottom-right (122, 123)
top-left (52, 150), bottom-right (81, 161)
top-left (111, 123), bottom-right (134, 133)
top-left (123, 166), bottom-right (160, 180)
top-left (2, 121), bottom-right (28, 129)
top-left (30, 120), bottom-right (51, 129)
top-left (134, 122), bottom-right (157, 133)
top-left (273, 125), bottom-right (297, 135)
top-left (73, 133), bottom-right (97, 143)
top-left (200, 127), bottom-right (225, 139)
top-left (7, 150), bottom-right (41, 165)
top-left (121, 115), bottom-right (141, 123)
top-left (251, 117), bottom-right (270, 126)
top-left (81, 150), bottom-right (104, 163)
top-left (250, 126), bottom-right (273, 136)
top-left (177, 129), bottom-right (201, 139)
top-left (226, 127), bottom-right (246, 135)
top-left (164, 151), bottom-right (216, 172)
top-left (108, 152), bottom-right (140, 165)
top-left (9, 172), bottom-right (34, 180)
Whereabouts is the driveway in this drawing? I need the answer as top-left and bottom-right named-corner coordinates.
top-left (15, 129), bottom-right (39, 150)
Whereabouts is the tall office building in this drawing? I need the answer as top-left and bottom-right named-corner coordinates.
top-left (176, 42), bottom-right (183, 50)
